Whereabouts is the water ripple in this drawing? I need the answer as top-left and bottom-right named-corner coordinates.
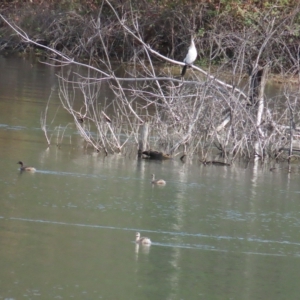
top-left (4, 217), bottom-right (300, 249)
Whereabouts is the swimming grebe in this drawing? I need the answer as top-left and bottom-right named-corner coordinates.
top-left (151, 174), bottom-right (166, 185)
top-left (136, 232), bottom-right (151, 245)
top-left (17, 161), bottom-right (36, 172)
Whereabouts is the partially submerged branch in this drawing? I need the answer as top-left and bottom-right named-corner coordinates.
top-left (1, 2), bottom-right (300, 162)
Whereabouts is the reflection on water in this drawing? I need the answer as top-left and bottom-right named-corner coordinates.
top-left (135, 243), bottom-right (151, 259)
top-left (1, 55), bottom-right (300, 299)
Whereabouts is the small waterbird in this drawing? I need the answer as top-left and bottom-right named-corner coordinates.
top-left (17, 161), bottom-right (36, 172)
top-left (136, 232), bottom-right (151, 245)
top-left (151, 174), bottom-right (166, 185)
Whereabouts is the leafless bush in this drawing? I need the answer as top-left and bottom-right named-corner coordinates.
top-left (1, 1), bottom-right (300, 164)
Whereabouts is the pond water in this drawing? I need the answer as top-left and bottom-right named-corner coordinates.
top-left (1, 55), bottom-right (300, 300)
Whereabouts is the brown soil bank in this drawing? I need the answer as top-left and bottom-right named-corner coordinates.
top-left (0, 0), bottom-right (300, 74)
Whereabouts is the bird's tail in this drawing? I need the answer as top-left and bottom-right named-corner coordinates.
top-left (181, 65), bottom-right (187, 77)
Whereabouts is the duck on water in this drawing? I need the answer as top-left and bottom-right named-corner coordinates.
top-left (135, 232), bottom-right (151, 245)
top-left (151, 174), bottom-right (166, 185)
top-left (17, 161), bottom-right (36, 172)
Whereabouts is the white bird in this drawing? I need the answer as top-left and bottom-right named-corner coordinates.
top-left (136, 232), bottom-right (151, 245)
top-left (181, 36), bottom-right (197, 77)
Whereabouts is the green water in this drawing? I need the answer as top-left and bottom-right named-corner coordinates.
top-left (0, 55), bottom-right (300, 300)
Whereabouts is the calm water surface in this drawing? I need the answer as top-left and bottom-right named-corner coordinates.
top-left (1, 55), bottom-right (300, 300)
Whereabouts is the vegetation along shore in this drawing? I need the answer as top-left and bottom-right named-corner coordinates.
top-left (1, 0), bottom-right (300, 165)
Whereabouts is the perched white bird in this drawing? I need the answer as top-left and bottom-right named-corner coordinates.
top-left (181, 36), bottom-right (197, 77)
top-left (136, 232), bottom-right (151, 245)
